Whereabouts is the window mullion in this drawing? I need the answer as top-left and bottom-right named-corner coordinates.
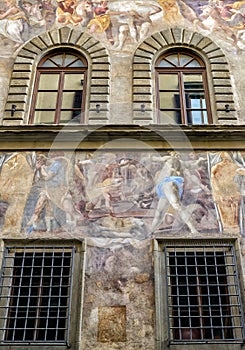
top-left (29, 72), bottom-right (41, 124)
top-left (202, 71), bottom-right (212, 123)
top-left (178, 72), bottom-right (187, 124)
top-left (55, 72), bottom-right (65, 124)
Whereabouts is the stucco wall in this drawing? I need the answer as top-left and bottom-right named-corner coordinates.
top-left (0, 148), bottom-right (244, 348)
top-left (1, 0), bottom-right (245, 348)
top-left (0, 0), bottom-right (245, 124)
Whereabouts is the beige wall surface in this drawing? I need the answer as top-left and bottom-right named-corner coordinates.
top-left (1, 1), bottom-right (245, 348)
top-left (0, 149), bottom-right (244, 350)
top-left (0, 0), bottom-right (245, 124)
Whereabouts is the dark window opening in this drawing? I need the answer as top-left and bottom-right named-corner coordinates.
top-left (0, 246), bottom-right (74, 344)
top-left (165, 244), bottom-right (244, 343)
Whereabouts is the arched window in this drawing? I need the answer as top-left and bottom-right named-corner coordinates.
top-left (155, 50), bottom-right (212, 125)
top-left (29, 49), bottom-right (87, 124)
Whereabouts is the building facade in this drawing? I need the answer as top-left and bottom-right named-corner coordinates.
top-left (0, 0), bottom-right (245, 349)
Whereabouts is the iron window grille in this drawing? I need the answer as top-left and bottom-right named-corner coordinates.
top-left (164, 244), bottom-right (245, 343)
top-left (0, 246), bottom-right (75, 345)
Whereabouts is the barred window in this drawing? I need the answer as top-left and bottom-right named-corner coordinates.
top-left (0, 244), bottom-right (85, 347)
top-left (155, 241), bottom-right (245, 346)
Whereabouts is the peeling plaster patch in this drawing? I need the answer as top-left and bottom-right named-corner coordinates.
top-left (98, 305), bottom-right (126, 342)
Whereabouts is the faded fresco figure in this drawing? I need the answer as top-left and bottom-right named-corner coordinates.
top-left (76, 0), bottom-right (94, 26)
top-left (178, 0), bottom-right (211, 30)
top-left (199, 0), bottom-right (245, 47)
top-left (73, 157), bottom-right (90, 215)
top-left (151, 152), bottom-right (201, 235)
top-left (41, 0), bottom-right (56, 29)
top-left (0, 0), bottom-right (27, 45)
top-left (74, 153), bottom-right (154, 236)
top-left (56, 0), bottom-right (82, 25)
top-left (0, 153), bottom-right (34, 233)
top-left (0, 150), bottom-right (240, 238)
top-left (22, 1), bottom-right (46, 28)
top-left (210, 151), bottom-right (245, 231)
top-left (0, 200), bottom-right (9, 229)
top-left (235, 166), bottom-right (245, 235)
top-left (118, 158), bottom-right (154, 209)
top-left (111, 2), bottom-right (162, 50)
top-left (88, 176), bottom-right (124, 216)
top-left (180, 153), bottom-right (219, 231)
top-left (26, 153), bottom-right (83, 233)
top-left (84, 157), bottom-right (132, 216)
top-left (158, 0), bottom-right (182, 25)
top-left (87, 0), bottom-right (114, 44)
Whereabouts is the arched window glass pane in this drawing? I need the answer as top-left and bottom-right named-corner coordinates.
top-left (67, 59), bottom-right (85, 68)
top-left (185, 59), bottom-right (201, 68)
top-left (41, 59), bottom-right (59, 68)
top-left (157, 53), bottom-right (202, 68)
top-left (50, 54), bottom-right (63, 67)
top-left (29, 50), bottom-right (87, 125)
top-left (166, 54), bottom-right (178, 66)
top-left (64, 55), bottom-right (78, 66)
top-left (40, 53), bottom-right (86, 68)
top-left (179, 54), bottom-right (193, 66)
top-left (157, 60), bottom-right (172, 68)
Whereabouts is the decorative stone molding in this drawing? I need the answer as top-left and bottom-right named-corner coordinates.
top-left (0, 124), bottom-right (245, 150)
top-left (3, 27), bottom-right (110, 125)
top-left (133, 27), bottom-right (237, 124)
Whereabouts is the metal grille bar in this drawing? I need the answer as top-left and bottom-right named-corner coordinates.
top-left (0, 246), bottom-right (74, 344)
top-left (164, 244), bottom-right (245, 343)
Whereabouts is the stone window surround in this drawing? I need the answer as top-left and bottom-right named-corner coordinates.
top-left (3, 28), bottom-right (110, 125)
top-left (155, 49), bottom-right (212, 125)
top-left (3, 27), bottom-right (236, 126)
top-left (0, 239), bottom-right (86, 350)
top-left (133, 28), bottom-right (237, 125)
top-left (29, 49), bottom-right (88, 124)
top-left (153, 238), bottom-right (245, 350)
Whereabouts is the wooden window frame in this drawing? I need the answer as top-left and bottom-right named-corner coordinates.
top-left (155, 51), bottom-right (212, 125)
top-left (29, 50), bottom-right (87, 125)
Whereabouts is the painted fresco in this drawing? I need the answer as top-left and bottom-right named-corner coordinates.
top-left (210, 151), bottom-right (245, 233)
top-left (1, 150), bottom-right (245, 239)
top-left (1, 0), bottom-right (245, 56)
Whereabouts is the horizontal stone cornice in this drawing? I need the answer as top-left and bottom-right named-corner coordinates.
top-left (0, 124), bottom-right (244, 150)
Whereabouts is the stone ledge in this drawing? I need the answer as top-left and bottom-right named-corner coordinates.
top-left (0, 124), bottom-right (245, 150)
